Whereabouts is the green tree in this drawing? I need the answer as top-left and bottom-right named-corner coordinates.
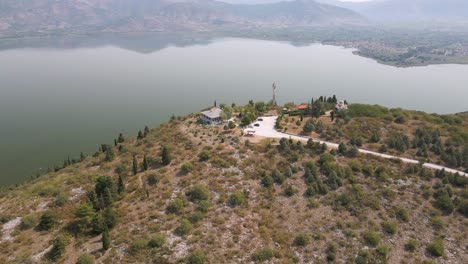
top-left (102, 227), bottom-right (110, 251)
top-left (143, 155), bottom-right (149, 171)
top-left (117, 175), bottom-right (125, 194)
top-left (103, 208), bottom-right (118, 229)
top-left (47, 236), bottom-right (67, 261)
top-left (132, 155), bottom-right (138, 175)
top-left (104, 148), bottom-right (115, 162)
top-left (117, 133), bottom-right (125, 143)
top-left (91, 213), bottom-right (105, 235)
top-left (161, 146), bottom-right (171, 166)
top-left (303, 119), bottom-right (315, 133)
top-left (39, 211), bottom-right (58, 231)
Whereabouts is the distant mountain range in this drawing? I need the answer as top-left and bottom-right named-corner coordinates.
top-left (318, 0), bottom-right (468, 23)
top-left (0, 0), bottom-right (365, 36)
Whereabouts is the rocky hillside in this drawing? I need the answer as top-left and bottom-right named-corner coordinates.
top-left (0, 0), bottom-right (365, 36)
top-left (0, 102), bottom-right (466, 263)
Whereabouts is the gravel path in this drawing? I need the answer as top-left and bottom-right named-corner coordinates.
top-left (245, 116), bottom-right (468, 177)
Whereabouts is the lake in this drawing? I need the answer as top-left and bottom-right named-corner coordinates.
top-left (0, 34), bottom-right (467, 186)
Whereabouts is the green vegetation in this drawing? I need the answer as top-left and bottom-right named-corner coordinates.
top-left (363, 231), bottom-right (381, 247)
top-left (293, 233), bottom-right (310, 247)
top-left (0, 102), bottom-right (466, 263)
top-left (427, 239), bottom-right (444, 257)
top-left (252, 248), bottom-right (274, 262)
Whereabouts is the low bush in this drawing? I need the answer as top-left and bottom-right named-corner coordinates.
top-left (174, 219), bottom-right (192, 236)
top-left (187, 250), bottom-right (206, 264)
top-left (381, 221), bottom-right (397, 235)
top-left (39, 211), bottom-right (59, 231)
top-left (427, 239), bottom-right (444, 257)
top-left (228, 191), bottom-right (247, 207)
top-left (293, 233), bottom-right (310, 247)
top-left (252, 248), bottom-right (274, 262)
top-left (404, 239), bottom-right (418, 252)
top-left (363, 231), bottom-right (380, 247)
top-left (148, 233), bottom-right (165, 248)
top-left (76, 253), bottom-right (94, 264)
top-left (186, 185), bottom-right (210, 202)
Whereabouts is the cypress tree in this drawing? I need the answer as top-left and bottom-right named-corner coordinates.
top-left (132, 155), bottom-right (138, 175)
top-left (144, 126), bottom-right (150, 136)
top-left (117, 133), bottom-right (125, 143)
top-left (137, 130), bottom-right (143, 140)
top-left (114, 139), bottom-right (117, 146)
top-left (91, 212), bottom-right (105, 235)
top-left (102, 227), bottom-right (110, 251)
top-left (118, 175), bottom-right (125, 194)
top-left (103, 188), bottom-right (113, 208)
top-left (143, 155), bottom-right (149, 171)
top-left (161, 146), bottom-right (171, 166)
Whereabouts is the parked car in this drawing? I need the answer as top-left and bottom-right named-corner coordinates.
top-left (258, 118), bottom-right (263, 121)
top-left (248, 125), bottom-right (254, 128)
top-left (254, 123), bottom-right (260, 127)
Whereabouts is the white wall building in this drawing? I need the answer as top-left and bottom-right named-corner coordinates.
top-left (200, 107), bottom-right (223, 125)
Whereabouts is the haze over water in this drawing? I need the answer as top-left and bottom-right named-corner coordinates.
top-left (0, 36), bottom-right (467, 185)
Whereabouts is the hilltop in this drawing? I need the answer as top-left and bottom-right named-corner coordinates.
top-left (0, 100), bottom-right (467, 263)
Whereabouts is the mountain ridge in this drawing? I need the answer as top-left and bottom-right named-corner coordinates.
top-left (0, 0), bottom-right (366, 36)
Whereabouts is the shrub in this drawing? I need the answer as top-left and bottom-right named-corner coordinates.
top-left (382, 221), bottom-right (397, 235)
top-left (261, 176), bottom-right (274, 188)
top-left (190, 212), bottom-right (205, 223)
top-left (55, 191), bottom-right (68, 206)
top-left (130, 238), bottom-right (147, 254)
top-left (181, 163), bottom-right (194, 174)
top-left (252, 248), bottom-right (274, 262)
top-left (47, 236), bottom-right (67, 261)
top-left (396, 207), bottom-right (409, 222)
top-left (166, 198), bottom-right (185, 214)
top-left (293, 233), bottom-right (310, 247)
top-left (148, 233), bottom-right (166, 248)
top-left (430, 217), bottom-right (445, 230)
top-left (326, 242), bottom-right (337, 262)
top-left (76, 254), bottom-right (94, 264)
top-left (39, 211), bottom-right (58, 231)
top-left (20, 214), bottom-right (37, 230)
top-left (228, 191), bottom-right (247, 207)
top-left (186, 185), bottom-right (210, 202)
top-left (147, 173), bottom-right (160, 186)
top-left (188, 250), bottom-right (206, 264)
top-left (458, 199), bottom-right (468, 217)
top-left (363, 231), bottom-right (380, 247)
top-left (434, 190), bottom-right (454, 214)
top-left (198, 150), bottom-right (211, 162)
top-left (404, 239), bottom-right (418, 252)
top-left (197, 200), bottom-right (210, 213)
top-left (174, 219), bottom-right (193, 236)
top-left (283, 185), bottom-right (298, 197)
top-left (427, 239), bottom-right (444, 257)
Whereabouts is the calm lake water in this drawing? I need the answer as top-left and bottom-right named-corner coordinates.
top-left (0, 34), bottom-right (467, 186)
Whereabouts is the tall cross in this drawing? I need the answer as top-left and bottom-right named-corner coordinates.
top-left (272, 82), bottom-right (277, 106)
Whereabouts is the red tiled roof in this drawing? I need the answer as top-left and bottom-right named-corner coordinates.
top-left (296, 104), bottom-right (308, 110)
